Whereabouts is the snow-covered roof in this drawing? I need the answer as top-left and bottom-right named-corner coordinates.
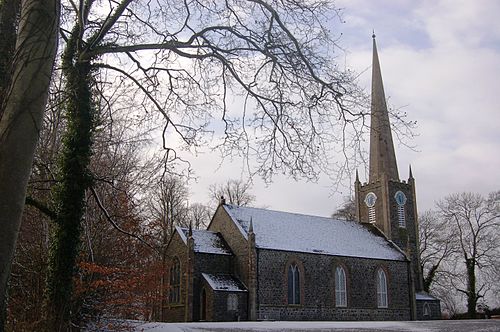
top-left (223, 204), bottom-right (405, 261)
top-left (177, 227), bottom-right (232, 255)
top-left (416, 292), bottom-right (439, 301)
top-left (202, 273), bottom-right (247, 292)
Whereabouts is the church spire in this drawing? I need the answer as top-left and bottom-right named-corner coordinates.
top-left (369, 34), bottom-right (399, 182)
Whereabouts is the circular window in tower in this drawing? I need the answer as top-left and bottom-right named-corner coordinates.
top-left (394, 191), bottom-right (407, 206)
top-left (364, 192), bottom-right (377, 207)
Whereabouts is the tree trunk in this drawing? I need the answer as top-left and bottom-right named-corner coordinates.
top-left (0, 0), bottom-right (59, 330)
top-left (0, 0), bottom-right (20, 113)
top-left (423, 263), bottom-right (438, 293)
top-left (44, 31), bottom-right (95, 331)
top-left (466, 258), bottom-right (477, 318)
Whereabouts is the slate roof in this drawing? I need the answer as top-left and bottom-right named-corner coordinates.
top-left (202, 273), bottom-right (247, 292)
top-left (222, 204), bottom-right (405, 261)
top-left (177, 226), bottom-right (232, 255)
top-left (416, 292), bottom-right (439, 301)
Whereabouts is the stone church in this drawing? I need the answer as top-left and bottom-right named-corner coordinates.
top-left (163, 36), bottom-right (441, 322)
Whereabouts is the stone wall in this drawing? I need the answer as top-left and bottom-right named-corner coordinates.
top-left (200, 279), bottom-right (248, 321)
top-left (416, 299), bottom-right (441, 320)
top-left (208, 206), bottom-right (250, 285)
top-left (388, 180), bottom-right (423, 292)
top-left (163, 231), bottom-right (189, 322)
top-left (192, 252), bottom-right (233, 321)
top-left (256, 249), bottom-right (411, 321)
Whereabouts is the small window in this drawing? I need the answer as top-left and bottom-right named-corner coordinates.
top-left (377, 269), bottom-right (388, 308)
top-left (335, 266), bottom-right (347, 307)
top-left (287, 263), bottom-right (300, 305)
top-left (423, 303), bottom-right (431, 317)
top-left (227, 294), bottom-right (238, 311)
top-left (394, 191), bottom-right (407, 228)
top-left (169, 257), bottom-right (181, 304)
top-left (365, 192), bottom-right (377, 223)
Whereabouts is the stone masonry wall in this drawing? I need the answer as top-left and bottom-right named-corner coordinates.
top-left (416, 300), bottom-right (441, 320)
top-left (163, 231), bottom-right (189, 322)
top-left (200, 279), bottom-right (248, 321)
top-left (208, 206), bottom-right (250, 285)
top-left (388, 180), bottom-right (422, 292)
top-left (192, 252), bottom-right (233, 321)
top-left (257, 249), bottom-right (411, 321)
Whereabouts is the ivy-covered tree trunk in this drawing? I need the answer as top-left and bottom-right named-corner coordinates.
top-left (422, 263), bottom-right (439, 293)
top-left (44, 30), bottom-right (95, 331)
top-left (466, 258), bottom-right (477, 318)
top-left (0, 0), bottom-right (59, 330)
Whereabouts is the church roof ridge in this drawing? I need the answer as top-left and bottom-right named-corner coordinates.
top-left (224, 203), bottom-right (336, 221)
top-left (222, 204), bottom-right (405, 261)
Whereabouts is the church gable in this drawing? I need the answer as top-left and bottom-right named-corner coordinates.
top-left (176, 226), bottom-right (232, 255)
top-left (222, 204), bottom-right (405, 261)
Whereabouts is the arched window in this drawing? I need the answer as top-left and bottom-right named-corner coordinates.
top-left (376, 269), bottom-right (388, 308)
top-left (335, 266), bottom-right (347, 307)
top-left (169, 257), bottom-right (181, 304)
top-left (423, 303), bottom-right (431, 317)
top-left (287, 263), bottom-right (300, 304)
top-left (227, 293), bottom-right (238, 311)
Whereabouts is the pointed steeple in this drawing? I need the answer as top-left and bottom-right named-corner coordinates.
top-left (369, 34), bottom-right (399, 182)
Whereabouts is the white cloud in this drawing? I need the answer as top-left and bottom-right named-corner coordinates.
top-left (184, 0), bottom-right (500, 217)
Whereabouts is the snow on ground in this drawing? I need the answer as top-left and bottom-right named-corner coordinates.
top-left (122, 319), bottom-right (500, 332)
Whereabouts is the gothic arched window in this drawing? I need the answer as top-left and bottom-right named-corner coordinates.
top-left (287, 263), bottom-right (301, 305)
top-left (376, 269), bottom-right (388, 308)
top-left (423, 303), bottom-right (431, 317)
top-left (335, 266), bottom-right (347, 307)
top-left (169, 257), bottom-right (181, 304)
top-left (227, 293), bottom-right (238, 311)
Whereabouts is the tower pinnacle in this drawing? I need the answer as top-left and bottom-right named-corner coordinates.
top-left (369, 35), bottom-right (399, 182)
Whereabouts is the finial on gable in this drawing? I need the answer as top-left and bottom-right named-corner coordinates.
top-left (372, 29), bottom-right (376, 39)
top-left (188, 221), bottom-right (193, 237)
top-left (409, 165), bottom-right (414, 179)
top-left (355, 169), bottom-right (360, 183)
top-left (219, 196), bottom-right (226, 206)
top-left (249, 217), bottom-right (254, 233)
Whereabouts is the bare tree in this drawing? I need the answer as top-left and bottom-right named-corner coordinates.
top-left (189, 203), bottom-right (212, 230)
top-left (42, 1), bottom-right (373, 328)
top-left (210, 179), bottom-right (256, 207)
top-left (418, 210), bottom-right (456, 293)
top-left (0, 1), bottom-right (59, 329)
top-left (146, 175), bottom-right (189, 320)
top-left (437, 191), bottom-right (500, 318)
top-left (331, 196), bottom-right (356, 221)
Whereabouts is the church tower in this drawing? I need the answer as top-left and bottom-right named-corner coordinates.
top-left (355, 34), bottom-right (424, 292)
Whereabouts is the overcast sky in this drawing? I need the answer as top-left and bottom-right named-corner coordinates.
top-left (187, 0), bottom-right (500, 217)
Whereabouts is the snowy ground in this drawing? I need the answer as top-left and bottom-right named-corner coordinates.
top-left (116, 319), bottom-right (500, 332)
